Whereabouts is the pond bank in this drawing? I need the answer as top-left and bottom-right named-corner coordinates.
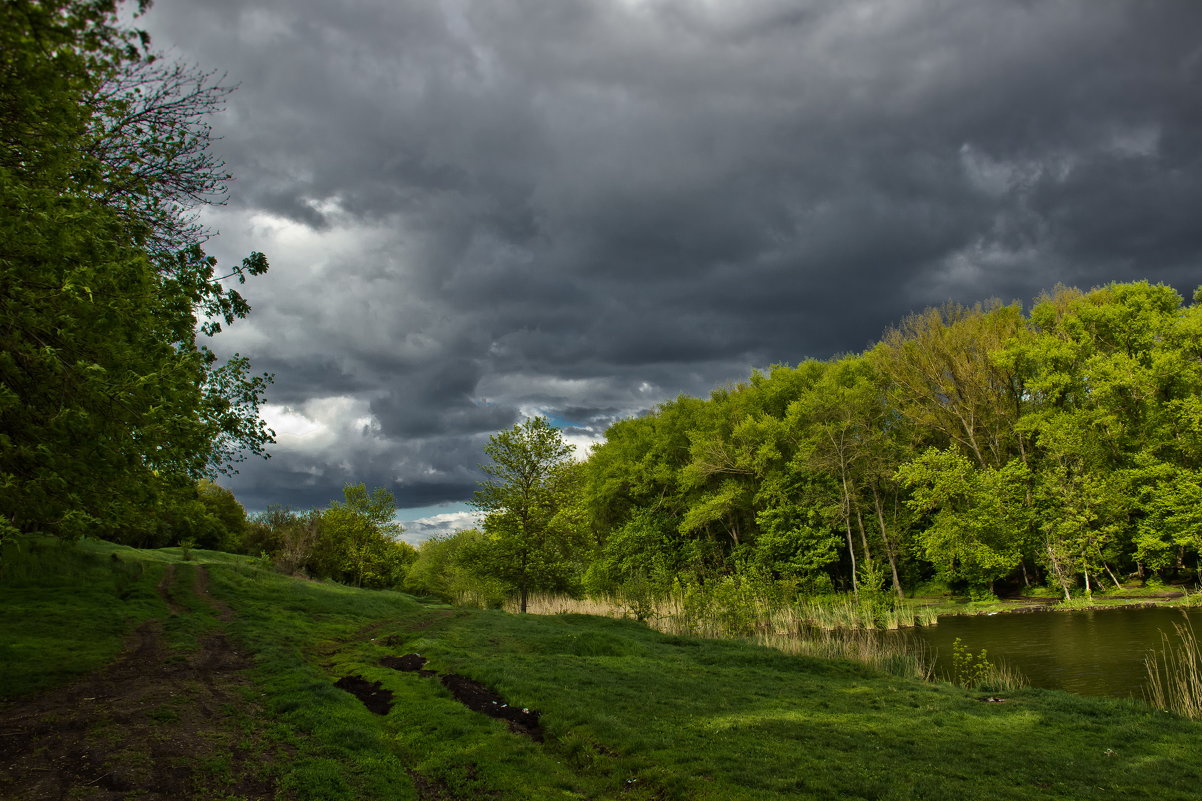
top-left (911, 587), bottom-right (1199, 621)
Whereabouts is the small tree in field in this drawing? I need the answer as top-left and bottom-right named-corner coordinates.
top-left (314, 484), bottom-right (415, 588)
top-left (472, 417), bottom-right (577, 613)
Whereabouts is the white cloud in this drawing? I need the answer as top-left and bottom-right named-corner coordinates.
top-left (398, 510), bottom-right (482, 545)
top-left (260, 396), bottom-right (386, 453)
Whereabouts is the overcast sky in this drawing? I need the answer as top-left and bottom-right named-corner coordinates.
top-left (140, 0), bottom-right (1202, 540)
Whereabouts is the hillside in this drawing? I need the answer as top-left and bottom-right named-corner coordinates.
top-left (2, 538), bottom-right (1199, 801)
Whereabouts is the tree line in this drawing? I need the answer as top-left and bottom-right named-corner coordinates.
top-left (575, 281), bottom-right (1202, 600)
top-left (410, 281), bottom-right (1202, 607)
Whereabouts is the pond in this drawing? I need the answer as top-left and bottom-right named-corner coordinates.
top-left (897, 605), bottom-right (1202, 698)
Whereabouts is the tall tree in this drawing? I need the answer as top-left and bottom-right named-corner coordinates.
top-left (872, 301), bottom-right (1029, 469)
top-left (1015, 282), bottom-right (1199, 586)
top-left (789, 357), bottom-right (912, 597)
top-left (472, 417), bottom-right (578, 612)
top-left (896, 448), bottom-right (1028, 594)
top-left (0, 0), bottom-right (272, 541)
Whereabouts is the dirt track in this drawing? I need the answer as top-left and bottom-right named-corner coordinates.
top-left (0, 565), bottom-right (278, 801)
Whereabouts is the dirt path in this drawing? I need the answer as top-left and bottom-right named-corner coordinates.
top-left (0, 565), bottom-right (277, 801)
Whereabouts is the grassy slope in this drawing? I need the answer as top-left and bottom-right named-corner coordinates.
top-left (3, 539), bottom-right (1201, 801)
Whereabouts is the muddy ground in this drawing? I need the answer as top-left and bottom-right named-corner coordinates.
top-left (0, 565), bottom-right (280, 801)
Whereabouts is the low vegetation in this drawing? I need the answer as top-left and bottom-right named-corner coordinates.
top-left (4, 538), bottom-right (1202, 801)
top-left (1145, 616), bottom-right (1202, 720)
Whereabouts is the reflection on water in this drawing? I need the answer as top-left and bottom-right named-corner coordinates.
top-left (892, 605), bottom-right (1202, 698)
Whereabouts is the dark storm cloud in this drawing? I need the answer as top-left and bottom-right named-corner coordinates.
top-left (141, 1), bottom-right (1202, 528)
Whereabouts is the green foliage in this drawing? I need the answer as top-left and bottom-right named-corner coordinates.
top-left (1131, 461), bottom-right (1202, 574)
top-left (950, 637), bottom-right (994, 689)
top-left (0, 0), bottom-right (273, 542)
top-left (570, 280), bottom-right (1202, 603)
top-left (195, 479), bottom-right (248, 546)
top-left (312, 484), bottom-right (415, 589)
top-left (471, 417), bottom-right (584, 611)
top-left (897, 449), bottom-right (1027, 590)
top-left (239, 488), bottom-right (416, 589)
top-left (750, 473), bottom-right (842, 580)
top-left (615, 569), bottom-right (658, 623)
top-left (852, 558), bottom-right (897, 623)
top-left (673, 575), bottom-right (764, 638)
top-left (404, 528), bottom-right (508, 607)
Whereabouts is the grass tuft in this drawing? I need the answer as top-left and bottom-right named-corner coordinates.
top-left (1145, 615), bottom-right (1202, 719)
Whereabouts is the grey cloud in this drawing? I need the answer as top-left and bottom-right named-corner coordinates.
top-left (144, 1), bottom-right (1202, 513)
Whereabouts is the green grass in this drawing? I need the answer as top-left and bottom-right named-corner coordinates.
top-left (4, 538), bottom-right (1202, 800)
top-left (0, 537), bottom-right (168, 696)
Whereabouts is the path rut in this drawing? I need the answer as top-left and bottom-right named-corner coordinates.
top-left (0, 564), bottom-right (275, 801)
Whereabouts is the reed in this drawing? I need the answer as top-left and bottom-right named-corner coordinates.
top-left (503, 593), bottom-right (626, 617)
top-left (793, 595), bottom-right (937, 630)
top-left (506, 589), bottom-right (937, 680)
top-left (1144, 616), bottom-right (1202, 719)
top-left (982, 658), bottom-right (1029, 692)
top-left (756, 629), bottom-right (936, 681)
top-left (508, 589), bottom-right (942, 634)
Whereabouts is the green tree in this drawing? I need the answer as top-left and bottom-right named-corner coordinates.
top-left (583, 395), bottom-right (709, 590)
top-left (0, 0), bottom-right (272, 541)
top-left (1131, 462), bottom-right (1202, 582)
top-left (192, 478), bottom-right (248, 550)
top-left (1014, 282), bottom-right (1200, 588)
top-left (472, 417), bottom-right (579, 612)
top-left (897, 448), bottom-right (1027, 595)
top-left (404, 528), bottom-right (508, 607)
top-left (872, 301), bottom-right (1030, 470)
top-left (789, 356), bottom-right (911, 596)
top-left (313, 485), bottom-right (415, 588)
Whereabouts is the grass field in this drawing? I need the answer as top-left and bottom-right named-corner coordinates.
top-left (3, 537), bottom-right (1201, 800)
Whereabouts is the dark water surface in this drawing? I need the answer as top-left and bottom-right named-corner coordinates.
top-left (898, 605), bottom-right (1202, 698)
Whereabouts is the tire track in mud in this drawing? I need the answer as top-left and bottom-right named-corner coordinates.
top-left (156, 564), bottom-right (184, 615)
top-left (0, 563), bottom-right (276, 801)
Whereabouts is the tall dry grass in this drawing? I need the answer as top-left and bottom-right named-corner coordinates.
top-left (506, 590), bottom-right (938, 680)
top-left (1145, 615), bottom-right (1202, 719)
top-left (509, 590), bottom-right (939, 632)
top-left (980, 658), bottom-right (1029, 692)
top-left (505, 594), bottom-right (625, 617)
top-left (756, 630), bottom-right (936, 681)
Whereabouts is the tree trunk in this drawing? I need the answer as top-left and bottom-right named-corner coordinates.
top-left (1047, 542), bottom-right (1072, 601)
top-left (871, 483), bottom-right (904, 599)
top-left (854, 501), bottom-right (872, 565)
top-left (1101, 562), bottom-right (1122, 591)
top-left (845, 519), bottom-right (859, 596)
top-left (840, 473), bottom-right (859, 596)
top-left (519, 547), bottom-right (529, 613)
